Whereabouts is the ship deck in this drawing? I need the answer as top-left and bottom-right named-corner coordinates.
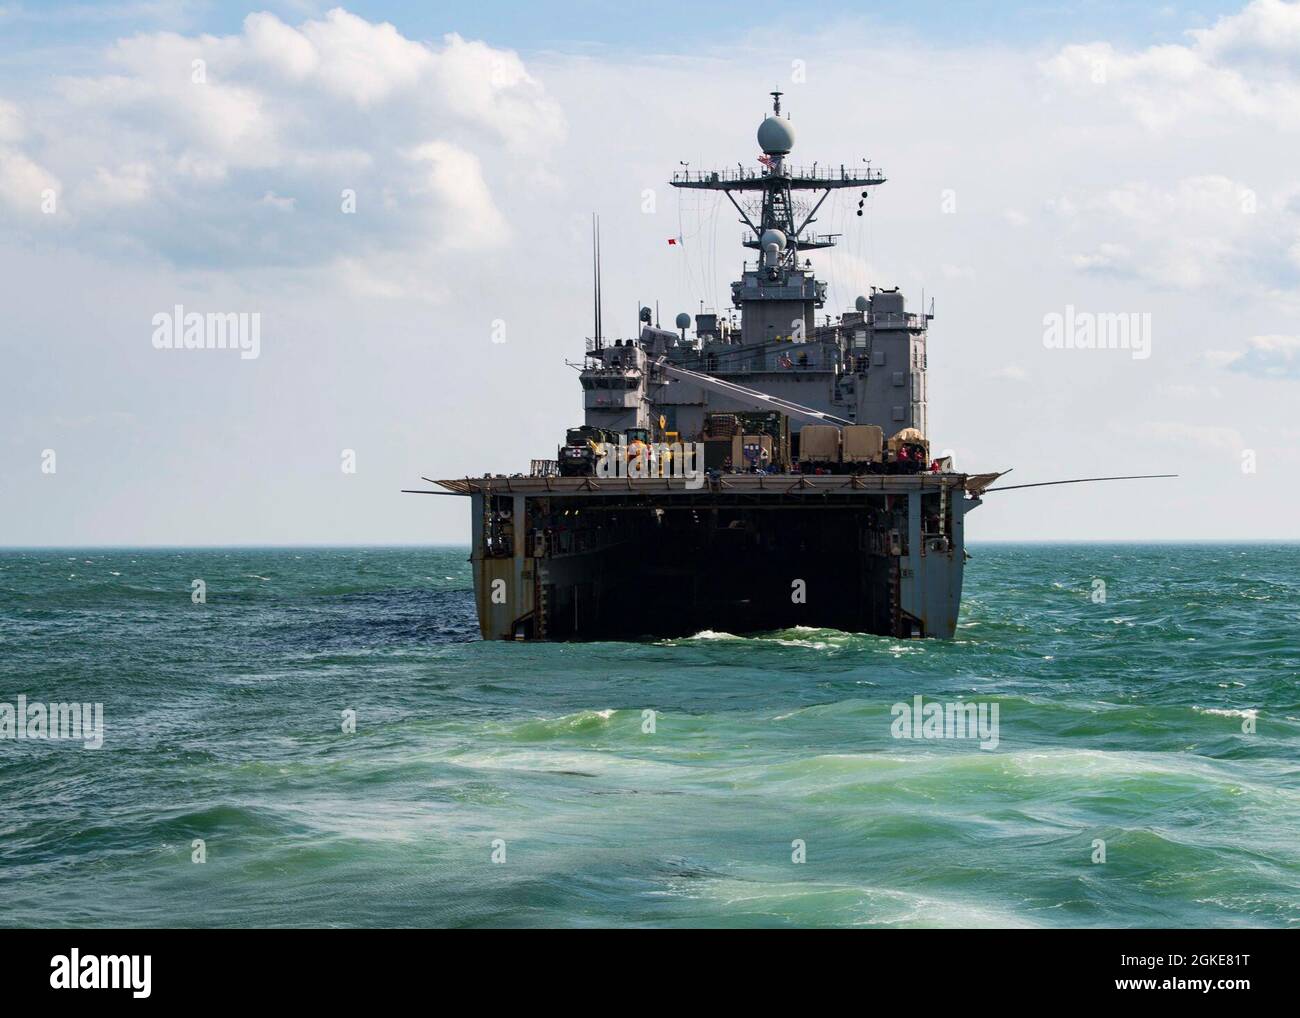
top-left (434, 472), bottom-right (984, 499)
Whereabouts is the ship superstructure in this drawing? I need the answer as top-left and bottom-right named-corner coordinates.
top-left (431, 94), bottom-right (995, 641)
top-left (652, 92), bottom-right (928, 440)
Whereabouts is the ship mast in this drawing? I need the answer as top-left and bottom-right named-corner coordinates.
top-left (669, 94), bottom-right (887, 347)
top-left (669, 92), bottom-right (885, 267)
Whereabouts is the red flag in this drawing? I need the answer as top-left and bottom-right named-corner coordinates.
top-left (667, 238), bottom-right (677, 245)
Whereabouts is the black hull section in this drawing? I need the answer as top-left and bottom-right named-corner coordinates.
top-left (542, 514), bottom-right (896, 640)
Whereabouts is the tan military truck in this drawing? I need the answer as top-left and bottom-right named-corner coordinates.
top-left (797, 424), bottom-right (841, 471)
top-left (842, 424), bottom-right (884, 471)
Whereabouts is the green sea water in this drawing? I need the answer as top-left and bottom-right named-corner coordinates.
top-left (1, 544), bottom-right (1297, 928)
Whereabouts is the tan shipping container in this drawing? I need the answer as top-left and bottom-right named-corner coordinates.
top-left (842, 424), bottom-right (884, 463)
top-left (798, 425), bottom-right (841, 463)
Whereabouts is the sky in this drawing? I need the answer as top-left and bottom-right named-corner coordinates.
top-left (2, 0), bottom-right (1299, 544)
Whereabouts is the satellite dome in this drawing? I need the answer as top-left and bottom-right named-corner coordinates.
top-left (855, 295), bottom-right (869, 313)
top-left (760, 228), bottom-right (787, 251)
top-left (757, 115), bottom-right (795, 155)
top-left (675, 312), bottom-right (692, 330)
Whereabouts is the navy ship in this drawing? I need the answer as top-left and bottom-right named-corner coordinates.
top-left (416, 93), bottom-right (1020, 641)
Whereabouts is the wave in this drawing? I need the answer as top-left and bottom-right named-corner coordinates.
top-left (680, 876), bottom-right (1042, 929)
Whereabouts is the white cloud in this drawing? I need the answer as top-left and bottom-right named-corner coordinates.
top-left (299, 8), bottom-right (431, 105)
top-left (1190, 0), bottom-right (1300, 63)
top-left (0, 8), bottom-right (564, 280)
top-left (1042, 0), bottom-right (1300, 131)
top-left (0, 97), bottom-right (61, 217)
top-left (406, 140), bottom-right (506, 247)
top-left (1211, 334), bottom-right (1300, 378)
top-left (259, 190), bottom-right (296, 211)
top-left (77, 162), bottom-right (153, 208)
top-left (1049, 176), bottom-right (1299, 291)
top-left (0, 97), bottom-right (23, 142)
top-left (245, 11), bottom-right (320, 82)
top-left (1070, 241), bottom-right (1133, 274)
top-left (429, 34), bottom-right (562, 154)
top-left (0, 147), bottom-right (59, 217)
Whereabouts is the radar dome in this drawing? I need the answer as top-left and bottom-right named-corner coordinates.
top-left (854, 295), bottom-right (869, 313)
top-left (760, 228), bottom-right (787, 251)
top-left (675, 312), bottom-right (692, 330)
top-left (757, 115), bottom-right (795, 155)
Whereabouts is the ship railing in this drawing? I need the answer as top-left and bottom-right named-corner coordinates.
top-left (671, 165), bottom-right (885, 185)
top-left (581, 365), bottom-right (642, 377)
top-left (672, 168), bottom-right (762, 184)
top-left (585, 337), bottom-right (644, 354)
top-left (530, 459), bottom-right (559, 478)
top-left (784, 165), bottom-right (885, 184)
top-left (871, 312), bottom-right (926, 330)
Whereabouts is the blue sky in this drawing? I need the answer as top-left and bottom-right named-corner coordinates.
top-left (0, 1), bottom-right (1242, 57)
top-left (297, 0), bottom-right (1231, 49)
top-left (2, 1), bottom-right (1299, 544)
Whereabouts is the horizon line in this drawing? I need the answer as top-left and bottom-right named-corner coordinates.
top-left (3, 539), bottom-right (1300, 551)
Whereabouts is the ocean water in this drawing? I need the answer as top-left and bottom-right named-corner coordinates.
top-left (0, 544), bottom-right (1297, 928)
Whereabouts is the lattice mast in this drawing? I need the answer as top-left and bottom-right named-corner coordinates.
top-left (670, 92), bottom-right (885, 263)
top-left (669, 92), bottom-right (886, 345)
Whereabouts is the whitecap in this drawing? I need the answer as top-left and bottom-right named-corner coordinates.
top-left (1194, 707), bottom-right (1258, 719)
